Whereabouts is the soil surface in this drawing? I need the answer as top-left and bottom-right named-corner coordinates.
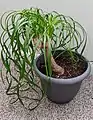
top-left (39, 54), bottom-right (87, 79)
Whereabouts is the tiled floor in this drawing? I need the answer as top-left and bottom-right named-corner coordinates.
top-left (0, 73), bottom-right (93, 120)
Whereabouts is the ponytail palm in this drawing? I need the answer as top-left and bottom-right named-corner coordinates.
top-left (0, 8), bottom-right (87, 110)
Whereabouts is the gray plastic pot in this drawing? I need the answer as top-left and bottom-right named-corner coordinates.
top-left (34, 51), bottom-right (91, 104)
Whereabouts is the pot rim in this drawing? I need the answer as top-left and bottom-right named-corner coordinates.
top-left (34, 52), bottom-right (91, 84)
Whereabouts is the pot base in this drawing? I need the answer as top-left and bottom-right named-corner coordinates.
top-left (43, 80), bottom-right (82, 104)
top-left (47, 97), bottom-right (73, 104)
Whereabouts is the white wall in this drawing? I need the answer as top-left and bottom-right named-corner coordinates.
top-left (0, 0), bottom-right (93, 63)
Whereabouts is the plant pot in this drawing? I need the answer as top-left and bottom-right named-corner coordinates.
top-left (34, 51), bottom-right (91, 104)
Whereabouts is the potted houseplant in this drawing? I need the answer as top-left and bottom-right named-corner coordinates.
top-left (0, 8), bottom-right (91, 110)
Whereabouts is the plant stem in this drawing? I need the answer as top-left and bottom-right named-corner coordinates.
top-left (34, 39), bottom-right (64, 75)
top-left (51, 56), bottom-right (64, 75)
top-left (45, 45), bottom-right (64, 75)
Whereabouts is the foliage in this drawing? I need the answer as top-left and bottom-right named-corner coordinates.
top-left (0, 7), bottom-right (87, 110)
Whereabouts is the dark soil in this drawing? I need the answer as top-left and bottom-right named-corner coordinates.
top-left (39, 54), bottom-right (87, 79)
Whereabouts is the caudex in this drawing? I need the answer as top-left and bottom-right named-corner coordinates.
top-left (33, 39), bottom-right (64, 75)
